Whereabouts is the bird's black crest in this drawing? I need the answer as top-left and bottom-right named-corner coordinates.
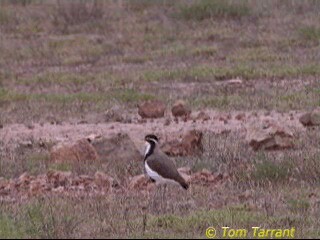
top-left (145, 134), bottom-right (159, 143)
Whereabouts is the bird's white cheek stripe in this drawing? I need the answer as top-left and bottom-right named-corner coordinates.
top-left (144, 142), bottom-right (151, 157)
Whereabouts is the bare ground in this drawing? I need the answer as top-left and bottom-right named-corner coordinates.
top-left (1, 110), bottom-right (306, 151)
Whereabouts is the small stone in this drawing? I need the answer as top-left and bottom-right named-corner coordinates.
top-left (161, 130), bottom-right (203, 156)
top-left (235, 113), bottom-right (245, 121)
top-left (128, 174), bottom-right (150, 190)
top-left (171, 100), bottom-right (191, 118)
top-left (195, 111), bottom-right (210, 122)
top-left (164, 118), bottom-right (171, 126)
top-left (246, 121), bottom-right (295, 151)
top-left (50, 139), bottom-right (98, 163)
top-left (299, 108), bottom-right (320, 126)
top-left (138, 100), bottom-right (166, 119)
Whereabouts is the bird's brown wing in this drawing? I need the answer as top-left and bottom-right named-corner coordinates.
top-left (146, 152), bottom-right (188, 188)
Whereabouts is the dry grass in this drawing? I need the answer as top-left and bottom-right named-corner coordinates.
top-left (0, 0), bottom-right (319, 124)
top-left (0, 0), bottom-right (320, 238)
top-left (1, 130), bottom-right (320, 238)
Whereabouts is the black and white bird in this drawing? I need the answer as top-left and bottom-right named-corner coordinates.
top-left (143, 134), bottom-right (189, 190)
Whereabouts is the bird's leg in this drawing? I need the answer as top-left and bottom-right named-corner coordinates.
top-left (158, 184), bottom-right (167, 214)
top-left (142, 197), bottom-right (148, 236)
top-left (162, 184), bottom-right (167, 213)
top-left (156, 184), bottom-right (162, 214)
top-left (147, 186), bottom-right (152, 213)
top-left (159, 184), bottom-right (164, 213)
top-left (150, 183), bottom-right (160, 214)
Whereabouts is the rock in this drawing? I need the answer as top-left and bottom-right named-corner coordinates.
top-left (178, 167), bottom-right (191, 175)
top-left (86, 134), bottom-right (102, 142)
top-left (171, 100), bottom-right (191, 118)
top-left (195, 111), bottom-right (210, 122)
top-left (78, 175), bottom-right (94, 189)
top-left (178, 167), bottom-right (192, 183)
top-left (181, 130), bottom-right (203, 155)
top-left (219, 118), bottom-right (228, 124)
top-left (0, 178), bottom-right (8, 190)
top-left (52, 186), bottom-right (65, 193)
top-left (104, 106), bottom-right (132, 123)
top-left (128, 174), bottom-right (150, 190)
top-left (238, 190), bottom-right (252, 201)
top-left (162, 130), bottom-right (203, 156)
top-left (17, 172), bottom-right (33, 190)
top-left (161, 139), bottom-right (181, 156)
top-left (138, 100), bottom-right (166, 118)
top-left (91, 133), bottom-right (143, 184)
top-left (299, 113), bottom-right (312, 126)
top-left (220, 129), bottom-right (231, 135)
top-left (72, 175), bottom-right (94, 191)
top-left (217, 113), bottom-right (231, 124)
top-left (20, 140), bottom-right (33, 148)
top-left (235, 113), bottom-right (246, 121)
top-left (77, 120), bottom-right (88, 124)
top-left (246, 121), bottom-right (295, 151)
top-left (164, 118), bottom-right (171, 126)
top-left (29, 177), bottom-right (47, 195)
top-left (191, 169), bottom-right (224, 185)
top-left (46, 115), bottom-right (61, 125)
top-left (47, 171), bottom-right (72, 188)
top-left (299, 108), bottom-right (320, 126)
top-left (50, 139), bottom-right (99, 163)
top-left (137, 118), bottom-right (147, 124)
top-left (26, 123), bottom-right (35, 129)
top-left (310, 109), bottom-right (320, 125)
top-left (94, 171), bottom-right (113, 191)
top-left (225, 78), bottom-right (243, 85)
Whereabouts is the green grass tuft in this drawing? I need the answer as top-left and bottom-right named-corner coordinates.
top-left (141, 64), bottom-right (320, 83)
top-left (252, 155), bottom-right (293, 183)
top-left (179, 0), bottom-right (250, 21)
top-left (299, 26), bottom-right (320, 43)
top-left (287, 198), bottom-right (310, 215)
top-left (0, 214), bottom-right (24, 239)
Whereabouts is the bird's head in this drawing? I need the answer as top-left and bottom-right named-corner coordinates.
top-left (145, 134), bottom-right (159, 145)
top-left (144, 134), bottom-right (159, 159)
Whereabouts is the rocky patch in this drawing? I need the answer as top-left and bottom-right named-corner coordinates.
top-left (161, 130), bottom-right (203, 156)
top-left (299, 108), bottom-right (320, 126)
top-left (0, 171), bottom-right (114, 198)
top-left (0, 168), bottom-right (225, 199)
top-left (50, 139), bottom-right (99, 163)
top-left (128, 174), bottom-right (151, 191)
top-left (91, 133), bottom-right (143, 184)
top-left (138, 100), bottom-right (166, 119)
top-left (126, 168), bottom-right (225, 191)
top-left (190, 169), bottom-right (225, 186)
top-left (194, 111), bottom-right (210, 122)
top-left (171, 100), bottom-right (191, 118)
top-left (246, 120), bottom-right (295, 151)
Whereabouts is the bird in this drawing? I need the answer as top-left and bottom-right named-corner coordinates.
top-left (143, 134), bottom-right (189, 190)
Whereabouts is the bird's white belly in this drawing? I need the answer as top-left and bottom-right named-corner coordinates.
top-left (145, 162), bottom-right (165, 182)
top-left (145, 162), bottom-right (179, 186)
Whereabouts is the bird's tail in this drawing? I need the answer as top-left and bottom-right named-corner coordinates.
top-left (178, 175), bottom-right (189, 190)
top-left (181, 181), bottom-right (189, 190)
